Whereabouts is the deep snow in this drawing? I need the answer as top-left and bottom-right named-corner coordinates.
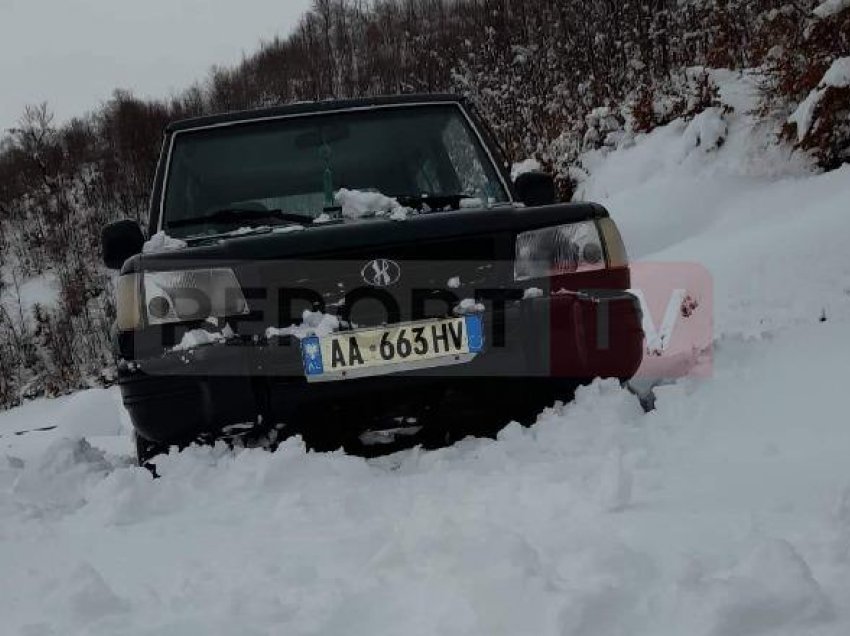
top-left (2, 72), bottom-right (850, 635)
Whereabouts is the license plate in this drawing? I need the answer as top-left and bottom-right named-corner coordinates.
top-left (300, 315), bottom-right (484, 382)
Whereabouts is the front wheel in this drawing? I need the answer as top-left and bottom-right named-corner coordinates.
top-left (134, 432), bottom-right (170, 468)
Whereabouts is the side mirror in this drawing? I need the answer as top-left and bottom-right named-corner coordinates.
top-left (102, 219), bottom-right (145, 270)
top-left (514, 172), bottom-right (556, 207)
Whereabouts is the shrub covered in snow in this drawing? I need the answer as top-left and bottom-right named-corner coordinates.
top-left (786, 58), bottom-right (850, 168)
top-left (759, 0), bottom-right (850, 167)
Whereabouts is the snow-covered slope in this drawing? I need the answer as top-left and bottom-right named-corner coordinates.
top-left (2, 75), bottom-right (850, 635)
top-left (578, 70), bottom-right (850, 339)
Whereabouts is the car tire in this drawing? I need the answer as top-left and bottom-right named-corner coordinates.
top-left (135, 432), bottom-right (170, 469)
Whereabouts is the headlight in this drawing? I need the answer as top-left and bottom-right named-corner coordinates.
top-left (514, 221), bottom-right (608, 281)
top-left (596, 218), bottom-right (629, 268)
top-left (114, 268), bottom-right (249, 330)
top-left (144, 268), bottom-right (249, 326)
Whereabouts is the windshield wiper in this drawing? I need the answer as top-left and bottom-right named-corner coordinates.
top-left (168, 208), bottom-right (317, 229)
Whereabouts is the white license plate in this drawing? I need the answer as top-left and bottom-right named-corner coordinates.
top-left (300, 315), bottom-right (484, 382)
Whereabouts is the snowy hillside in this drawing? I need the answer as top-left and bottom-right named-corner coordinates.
top-left (2, 79), bottom-right (850, 635)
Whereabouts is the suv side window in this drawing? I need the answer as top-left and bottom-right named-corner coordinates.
top-left (414, 154), bottom-right (441, 193)
top-left (443, 116), bottom-right (490, 195)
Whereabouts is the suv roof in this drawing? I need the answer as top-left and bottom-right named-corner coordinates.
top-left (166, 93), bottom-right (467, 133)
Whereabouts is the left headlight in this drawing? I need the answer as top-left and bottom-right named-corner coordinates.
top-left (114, 268), bottom-right (249, 330)
top-left (144, 268), bottom-right (249, 326)
top-left (514, 221), bottom-right (606, 281)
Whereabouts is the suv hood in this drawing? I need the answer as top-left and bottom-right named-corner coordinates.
top-left (126, 203), bottom-right (608, 274)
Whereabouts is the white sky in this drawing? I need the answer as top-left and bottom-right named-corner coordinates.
top-left (0, 0), bottom-right (314, 132)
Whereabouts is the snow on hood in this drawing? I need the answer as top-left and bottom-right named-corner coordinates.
top-left (271, 224), bottom-right (305, 234)
top-left (142, 231), bottom-right (187, 254)
top-left (170, 325), bottom-right (234, 352)
top-left (225, 226), bottom-right (271, 237)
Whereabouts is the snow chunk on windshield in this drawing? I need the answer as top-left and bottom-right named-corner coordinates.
top-left (142, 231), bottom-right (187, 254)
top-left (266, 310), bottom-right (340, 340)
top-left (334, 188), bottom-right (412, 220)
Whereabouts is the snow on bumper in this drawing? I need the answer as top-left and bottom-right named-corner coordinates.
top-left (118, 289), bottom-right (644, 381)
top-left (117, 290), bottom-right (644, 444)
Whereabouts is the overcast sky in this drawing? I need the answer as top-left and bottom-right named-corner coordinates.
top-left (0, 0), bottom-right (313, 132)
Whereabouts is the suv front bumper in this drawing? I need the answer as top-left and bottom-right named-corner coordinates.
top-left (119, 290), bottom-right (643, 445)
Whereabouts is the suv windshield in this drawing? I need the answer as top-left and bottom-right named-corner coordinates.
top-left (161, 104), bottom-right (510, 238)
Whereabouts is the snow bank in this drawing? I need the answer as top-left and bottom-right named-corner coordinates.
top-left (3, 323), bottom-right (850, 633)
top-left (681, 107), bottom-right (727, 152)
top-left (577, 69), bottom-right (850, 340)
top-left (11, 437), bottom-right (113, 512)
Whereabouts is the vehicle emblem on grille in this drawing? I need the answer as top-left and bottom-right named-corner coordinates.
top-left (361, 258), bottom-right (401, 287)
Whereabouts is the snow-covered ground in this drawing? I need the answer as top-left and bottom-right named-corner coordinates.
top-left (2, 73), bottom-right (850, 635)
top-left (0, 267), bottom-right (59, 321)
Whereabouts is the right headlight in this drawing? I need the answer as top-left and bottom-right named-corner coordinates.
top-left (596, 217), bottom-right (629, 268)
top-left (514, 218), bottom-right (629, 281)
top-left (114, 268), bottom-right (249, 331)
